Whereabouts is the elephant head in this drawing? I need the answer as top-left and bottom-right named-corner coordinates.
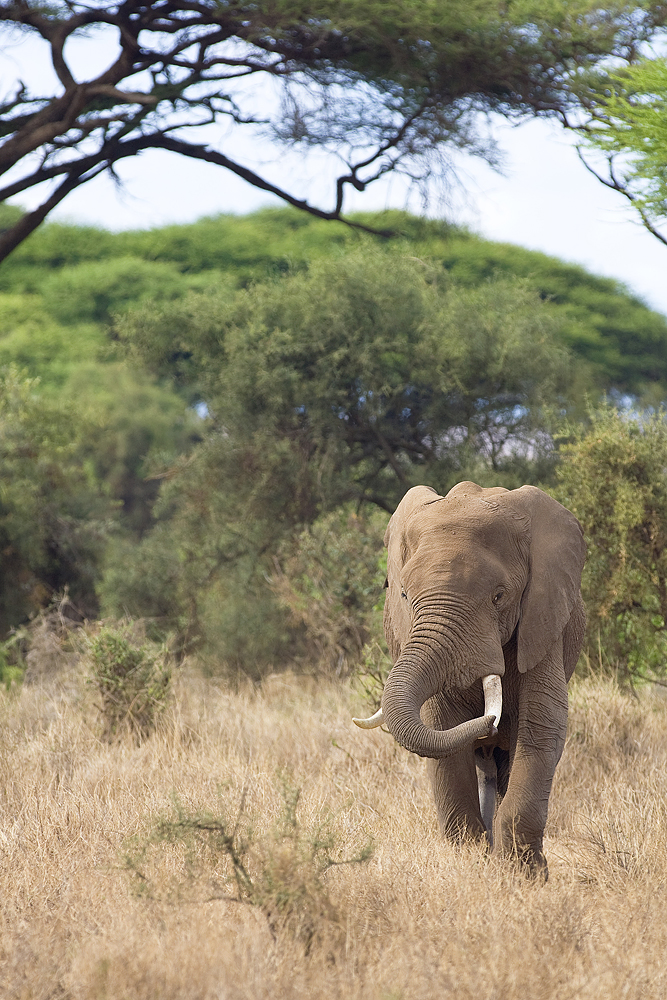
top-left (353, 481), bottom-right (586, 760)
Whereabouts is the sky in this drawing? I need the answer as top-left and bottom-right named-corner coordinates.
top-left (2, 26), bottom-right (667, 316)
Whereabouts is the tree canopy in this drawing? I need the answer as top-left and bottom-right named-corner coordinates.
top-left (121, 250), bottom-right (576, 508)
top-left (2, 0), bottom-right (667, 260)
top-left (5, 206), bottom-right (667, 393)
top-left (0, 367), bottom-right (113, 632)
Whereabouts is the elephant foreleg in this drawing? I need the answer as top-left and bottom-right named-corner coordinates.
top-left (493, 642), bottom-right (568, 877)
top-left (424, 691), bottom-right (487, 842)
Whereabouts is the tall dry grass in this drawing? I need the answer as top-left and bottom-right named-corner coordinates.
top-left (1, 664), bottom-right (667, 999)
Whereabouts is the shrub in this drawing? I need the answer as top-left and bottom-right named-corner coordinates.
top-left (0, 631), bottom-right (26, 689)
top-left (124, 777), bottom-right (372, 953)
top-left (556, 407), bottom-right (667, 682)
top-left (0, 367), bottom-right (114, 632)
top-left (86, 622), bottom-right (171, 741)
top-left (271, 506), bottom-right (388, 677)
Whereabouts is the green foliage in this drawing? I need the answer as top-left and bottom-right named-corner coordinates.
top-left (0, 355), bottom-right (194, 636)
top-left (355, 639), bottom-right (393, 713)
top-left (578, 57), bottom-right (667, 230)
top-left (98, 527), bottom-right (184, 628)
top-left (124, 778), bottom-right (372, 949)
top-left (194, 579), bottom-right (297, 679)
top-left (0, 630), bottom-right (26, 690)
top-left (434, 235), bottom-right (667, 393)
top-left (271, 506), bottom-right (388, 676)
top-left (7, 208), bottom-right (666, 396)
top-left (0, 367), bottom-right (114, 631)
top-left (0, 293), bottom-right (102, 389)
top-left (111, 246), bottom-right (586, 667)
top-left (110, 210), bottom-right (353, 282)
top-left (0, 222), bottom-right (118, 278)
top-left (64, 363), bottom-right (202, 536)
top-left (120, 249), bottom-right (578, 515)
top-left (4, 0), bottom-right (664, 262)
top-left (0, 203), bottom-right (24, 233)
top-left (556, 407), bottom-right (667, 682)
top-left (86, 622), bottom-right (171, 741)
top-left (38, 257), bottom-right (214, 326)
top-left (95, 413), bottom-right (306, 670)
top-left (3, 206), bottom-right (667, 670)
top-left (0, 274), bottom-right (199, 531)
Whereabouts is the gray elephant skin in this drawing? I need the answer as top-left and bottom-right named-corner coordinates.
top-left (354, 481), bottom-right (586, 876)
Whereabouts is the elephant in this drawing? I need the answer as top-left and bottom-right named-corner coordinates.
top-left (353, 481), bottom-right (586, 876)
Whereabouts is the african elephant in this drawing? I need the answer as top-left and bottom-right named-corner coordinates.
top-left (353, 481), bottom-right (586, 876)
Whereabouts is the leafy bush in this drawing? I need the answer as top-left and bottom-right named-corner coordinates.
top-left (6, 207), bottom-right (667, 674)
top-left (86, 623), bottom-right (171, 741)
top-left (556, 407), bottom-right (667, 682)
top-left (271, 506), bottom-right (388, 677)
top-left (0, 367), bottom-right (115, 632)
top-left (120, 251), bottom-right (579, 515)
top-left (0, 293), bottom-right (101, 388)
top-left (355, 638), bottom-right (394, 712)
top-left (98, 528), bottom-right (184, 628)
top-left (64, 361), bottom-right (200, 537)
top-left (9, 209), bottom-right (667, 401)
top-left (0, 632), bottom-right (26, 690)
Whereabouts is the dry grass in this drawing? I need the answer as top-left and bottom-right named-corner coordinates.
top-left (1, 665), bottom-right (667, 999)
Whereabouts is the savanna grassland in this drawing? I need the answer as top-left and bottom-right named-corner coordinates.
top-left (2, 664), bottom-right (667, 1000)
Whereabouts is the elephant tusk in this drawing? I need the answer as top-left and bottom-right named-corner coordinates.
top-left (352, 708), bottom-right (385, 729)
top-left (482, 674), bottom-right (502, 731)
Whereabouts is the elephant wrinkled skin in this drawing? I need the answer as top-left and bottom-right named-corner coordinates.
top-left (353, 481), bottom-right (586, 876)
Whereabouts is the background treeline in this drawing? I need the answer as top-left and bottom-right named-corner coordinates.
top-left (2, 204), bottom-right (667, 681)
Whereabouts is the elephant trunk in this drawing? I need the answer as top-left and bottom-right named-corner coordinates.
top-left (380, 658), bottom-right (498, 759)
top-left (352, 674), bottom-right (501, 753)
top-left (354, 607), bottom-right (503, 758)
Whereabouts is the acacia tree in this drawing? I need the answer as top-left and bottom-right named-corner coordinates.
top-left (2, 0), bottom-right (667, 261)
top-left (120, 248), bottom-right (578, 519)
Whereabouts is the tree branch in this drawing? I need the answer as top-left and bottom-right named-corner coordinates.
top-left (2, 0), bottom-right (667, 259)
top-left (0, 161), bottom-right (105, 260)
top-left (575, 146), bottom-right (667, 248)
top-left (150, 134), bottom-right (396, 236)
top-left (0, 129), bottom-right (397, 262)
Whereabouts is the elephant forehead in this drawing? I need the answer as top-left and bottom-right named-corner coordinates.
top-left (404, 536), bottom-right (509, 584)
top-left (405, 495), bottom-right (526, 554)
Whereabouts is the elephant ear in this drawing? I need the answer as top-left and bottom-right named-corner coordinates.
top-left (510, 486), bottom-right (586, 674)
top-left (383, 486), bottom-right (443, 661)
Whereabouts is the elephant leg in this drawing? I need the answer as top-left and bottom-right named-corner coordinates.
top-left (424, 692), bottom-right (487, 842)
top-left (493, 642), bottom-right (568, 877)
top-left (475, 746), bottom-right (497, 844)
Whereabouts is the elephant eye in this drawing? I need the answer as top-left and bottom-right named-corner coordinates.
top-left (492, 589), bottom-right (505, 606)
top-left (401, 588), bottom-right (408, 600)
